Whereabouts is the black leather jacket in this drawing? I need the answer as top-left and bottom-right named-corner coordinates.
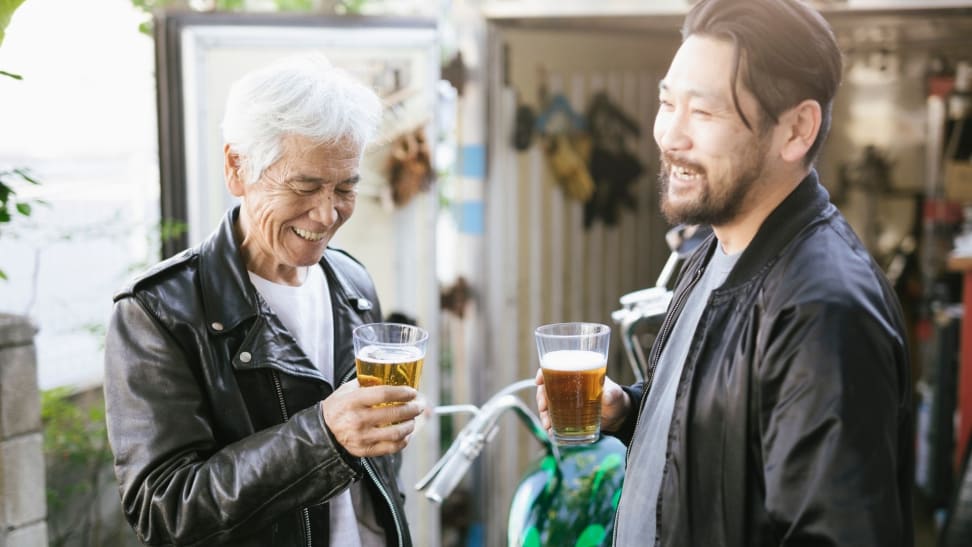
top-left (613, 172), bottom-right (913, 546)
top-left (104, 207), bottom-right (411, 547)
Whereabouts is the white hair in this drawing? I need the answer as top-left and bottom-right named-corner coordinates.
top-left (221, 52), bottom-right (382, 184)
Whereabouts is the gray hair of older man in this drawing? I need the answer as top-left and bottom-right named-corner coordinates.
top-left (221, 52), bottom-right (383, 185)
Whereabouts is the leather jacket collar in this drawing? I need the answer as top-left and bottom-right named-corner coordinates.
top-left (710, 170), bottom-right (834, 289)
top-left (196, 206), bottom-right (374, 331)
top-left (198, 207), bottom-right (261, 334)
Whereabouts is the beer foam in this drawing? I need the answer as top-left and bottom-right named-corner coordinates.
top-left (540, 350), bottom-right (606, 371)
top-left (357, 344), bottom-right (424, 363)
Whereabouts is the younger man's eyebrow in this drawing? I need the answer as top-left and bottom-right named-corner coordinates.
top-left (658, 80), bottom-right (728, 107)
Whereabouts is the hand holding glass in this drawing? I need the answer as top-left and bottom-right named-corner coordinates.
top-left (535, 322), bottom-right (610, 446)
top-left (353, 323), bottom-right (428, 404)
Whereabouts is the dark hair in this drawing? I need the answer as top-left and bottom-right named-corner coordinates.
top-left (682, 0), bottom-right (842, 167)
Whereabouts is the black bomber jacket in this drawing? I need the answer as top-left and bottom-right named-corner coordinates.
top-left (613, 171), bottom-right (914, 546)
top-left (104, 207), bottom-right (412, 547)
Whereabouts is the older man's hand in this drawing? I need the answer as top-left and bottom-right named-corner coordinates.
top-left (321, 380), bottom-right (425, 457)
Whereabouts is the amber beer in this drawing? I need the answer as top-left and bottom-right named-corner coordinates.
top-left (541, 349), bottom-right (607, 445)
top-left (355, 344), bottom-right (425, 390)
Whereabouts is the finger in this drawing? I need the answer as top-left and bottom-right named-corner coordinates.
top-left (352, 420), bottom-right (417, 457)
top-left (353, 385), bottom-right (418, 407)
top-left (331, 378), bottom-right (360, 396)
top-left (380, 399), bottom-right (425, 424)
top-left (414, 393), bottom-right (433, 418)
top-left (535, 368), bottom-right (548, 410)
top-left (603, 375), bottom-right (619, 391)
top-left (349, 398), bottom-right (425, 431)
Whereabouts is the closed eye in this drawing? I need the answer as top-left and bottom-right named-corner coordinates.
top-left (290, 184), bottom-right (319, 196)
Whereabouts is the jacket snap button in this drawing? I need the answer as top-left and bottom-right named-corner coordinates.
top-left (211, 322), bottom-right (224, 331)
top-left (239, 352), bottom-right (252, 363)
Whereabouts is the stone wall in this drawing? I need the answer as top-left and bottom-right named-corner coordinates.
top-left (0, 313), bottom-right (49, 546)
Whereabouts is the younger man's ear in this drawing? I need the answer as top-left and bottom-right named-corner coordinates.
top-left (779, 99), bottom-right (821, 164)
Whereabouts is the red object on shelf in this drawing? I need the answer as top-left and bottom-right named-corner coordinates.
top-left (924, 199), bottom-right (964, 224)
top-left (949, 255), bottom-right (972, 472)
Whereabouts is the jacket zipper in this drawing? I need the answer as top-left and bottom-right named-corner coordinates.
top-left (272, 371), bottom-right (314, 547)
top-left (271, 362), bottom-right (406, 547)
top-left (613, 263), bottom-right (705, 545)
top-left (362, 459), bottom-right (405, 547)
top-left (336, 367), bottom-right (406, 547)
top-left (641, 264), bottom-right (705, 404)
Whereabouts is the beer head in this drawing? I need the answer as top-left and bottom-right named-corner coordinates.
top-left (540, 349), bottom-right (606, 371)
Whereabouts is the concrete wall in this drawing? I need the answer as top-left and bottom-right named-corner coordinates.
top-left (0, 313), bottom-right (49, 546)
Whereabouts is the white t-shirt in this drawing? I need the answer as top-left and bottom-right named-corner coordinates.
top-left (248, 265), bottom-right (384, 547)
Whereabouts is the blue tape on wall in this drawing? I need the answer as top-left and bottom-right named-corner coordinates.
top-left (458, 144), bottom-right (486, 178)
top-left (456, 201), bottom-right (484, 235)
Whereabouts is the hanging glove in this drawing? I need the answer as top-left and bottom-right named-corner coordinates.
top-left (545, 133), bottom-right (595, 202)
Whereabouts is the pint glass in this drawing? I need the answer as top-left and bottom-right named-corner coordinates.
top-left (353, 323), bottom-right (428, 396)
top-left (535, 322), bottom-right (610, 446)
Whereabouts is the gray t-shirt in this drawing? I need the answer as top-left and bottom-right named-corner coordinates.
top-left (615, 243), bottom-right (740, 545)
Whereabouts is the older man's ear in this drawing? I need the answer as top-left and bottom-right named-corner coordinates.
top-left (225, 144), bottom-right (246, 197)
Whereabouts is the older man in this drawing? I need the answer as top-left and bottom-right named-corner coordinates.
top-left (105, 53), bottom-right (421, 547)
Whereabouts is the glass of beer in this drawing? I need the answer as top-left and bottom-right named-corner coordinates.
top-left (535, 322), bottom-right (610, 446)
top-left (353, 323), bottom-right (428, 400)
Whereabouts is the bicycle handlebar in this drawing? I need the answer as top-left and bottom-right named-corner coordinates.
top-left (416, 379), bottom-right (558, 504)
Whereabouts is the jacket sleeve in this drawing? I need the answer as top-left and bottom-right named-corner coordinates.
top-left (104, 296), bottom-right (360, 547)
top-left (756, 298), bottom-right (910, 546)
top-left (606, 382), bottom-right (645, 445)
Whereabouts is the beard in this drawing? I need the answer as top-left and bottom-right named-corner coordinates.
top-left (658, 133), bottom-right (770, 227)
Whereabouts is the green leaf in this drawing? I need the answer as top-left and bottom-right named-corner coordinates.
top-left (13, 167), bottom-right (38, 184)
top-left (0, 0), bottom-right (29, 48)
top-left (216, 0), bottom-right (245, 10)
top-left (0, 68), bottom-right (22, 80)
top-left (159, 218), bottom-right (188, 241)
top-left (15, 202), bottom-right (30, 216)
top-left (275, 0), bottom-right (312, 11)
top-left (0, 269), bottom-right (7, 280)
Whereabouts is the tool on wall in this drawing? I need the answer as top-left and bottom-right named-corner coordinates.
top-left (583, 91), bottom-right (644, 227)
top-left (534, 86), bottom-right (595, 203)
top-left (386, 126), bottom-right (432, 207)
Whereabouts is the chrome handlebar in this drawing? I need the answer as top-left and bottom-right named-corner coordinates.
top-left (416, 379), bottom-right (558, 504)
top-left (611, 286), bottom-right (672, 383)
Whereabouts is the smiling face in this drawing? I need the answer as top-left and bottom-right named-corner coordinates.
top-left (654, 35), bottom-right (776, 227)
top-left (226, 134), bottom-right (361, 285)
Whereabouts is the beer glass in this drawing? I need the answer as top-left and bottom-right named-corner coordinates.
top-left (535, 322), bottom-right (610, 446)
top-left (353, 323), bottom-right (428, 398)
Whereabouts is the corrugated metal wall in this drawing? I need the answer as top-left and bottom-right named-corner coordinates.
top-left (481, 27), bottom-right (676, 546)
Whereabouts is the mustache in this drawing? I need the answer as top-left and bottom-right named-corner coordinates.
top-left (660, 153), bottom-right (706, 175)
